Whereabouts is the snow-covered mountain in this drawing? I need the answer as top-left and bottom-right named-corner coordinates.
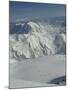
top-left (10, 18), bottom-right (66, 60)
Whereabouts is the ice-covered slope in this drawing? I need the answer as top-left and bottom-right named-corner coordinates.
top-left (10, 21), bottom-right (66, 60)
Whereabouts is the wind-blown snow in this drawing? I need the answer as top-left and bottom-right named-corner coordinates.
top-left (10, 20), bottom-right (66, 60)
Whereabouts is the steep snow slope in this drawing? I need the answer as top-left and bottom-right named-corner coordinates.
top-left (10, 21), bottom-right (66, 60)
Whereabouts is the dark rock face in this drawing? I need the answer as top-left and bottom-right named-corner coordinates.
top-left (48, 76), bottom-right (66, 85)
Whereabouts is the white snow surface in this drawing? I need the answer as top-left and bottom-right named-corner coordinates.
top-left (10, 21), bottom-right (66, 60)
top-left (10, 55), bottom-right (66, 88)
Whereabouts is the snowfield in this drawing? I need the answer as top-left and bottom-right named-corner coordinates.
top-left (10, 55), bottom-right (66, 88)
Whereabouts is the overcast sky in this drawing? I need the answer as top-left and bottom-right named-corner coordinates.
top-left (9, 1), bottom-right (66, 22)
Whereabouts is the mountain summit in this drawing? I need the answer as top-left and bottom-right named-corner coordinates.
top-left (10, 20), bottom-right (66, 60)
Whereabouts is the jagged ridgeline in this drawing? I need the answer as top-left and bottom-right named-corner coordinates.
top-left (9, 17), bottom-right (66, 60)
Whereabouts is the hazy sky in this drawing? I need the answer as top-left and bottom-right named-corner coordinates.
top-left (9, 1), bottom-right (66, 22)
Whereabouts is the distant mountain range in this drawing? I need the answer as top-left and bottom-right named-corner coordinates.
top-left (10, 16), bottom-right (66, 34)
